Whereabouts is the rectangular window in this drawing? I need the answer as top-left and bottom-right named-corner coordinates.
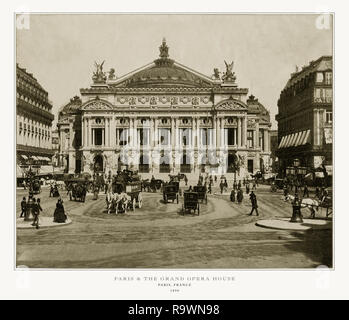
top-left (180, 128), bottom-right (191, 146)
top-left (325, 72), bottom-right (332, 85)
top-left (138, 128), bottom-right (149, 146)
top-left (201, 128), bottom-right (208, 146)
top-left (227, 128), bottom-right (235, 146)
top-left (326, 111), bottom-right (333, 124)
top-left (159, 128), bottom-right (171, 146)
top-left (316, 72), bottom-right (324, 83)
top-left (119, 129), bottom-right (129, 146)
top-left (247, 130), bottom-right (254, 148)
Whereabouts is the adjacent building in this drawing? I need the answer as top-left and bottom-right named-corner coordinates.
top-left (276, 56), bottom-right (333, 179)
top-left (16, 64), bottom-right (55, 177)
top-left (57, 40), bottom-right (272, 179)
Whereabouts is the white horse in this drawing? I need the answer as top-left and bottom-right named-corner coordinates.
top-left (106, 192), bottom-right (132, 214)
top-left (284, 194), bottom-right (320, 217)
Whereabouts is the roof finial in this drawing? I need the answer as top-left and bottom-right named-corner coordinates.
top-left (159, 38), bottom-right (169, 59)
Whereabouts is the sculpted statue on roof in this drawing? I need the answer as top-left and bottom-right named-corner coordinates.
top-left (222, 60), bottom-right (236, 83)
top-left (92, 61), bottom-right (107, 83)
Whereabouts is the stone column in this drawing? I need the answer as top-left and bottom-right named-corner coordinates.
top-left (256, 121), bottom-right (260, 149)
top-left (81, 118), bottom-right (85, 148)
top-left (220, 117), bottom-right (225, 149)
top-left (264, 129), bottom-right (269, 152)
top-left (154, 117), bottom-right (158, 148)
top-left (237, 117), bottom-right (242, 147)
top-left (134, 118), bottom-right (138, 149)
top-left (216, 116), bottom-right (220, 149)
top-left (243, 116), bottom-right (247, 148)
top-left (171, 117), bottom-right (175, 149)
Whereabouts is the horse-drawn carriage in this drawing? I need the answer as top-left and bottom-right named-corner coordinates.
top-left (141, 178), bottom-right (163, 192)
top-left (49, 184), bottom-right (60, 197)
top-left (30, 179), bottom-right (41, 194)
top-left (182, 191), bottom-right (200, 215)
top-left (193, 185), bottom-right (208, 204)
top-left (65, 178), bottom-right (87, 202)
top-left (162, 181), bottom-right (179, 204)
top-left (106, 170), bottom-right (143, 214)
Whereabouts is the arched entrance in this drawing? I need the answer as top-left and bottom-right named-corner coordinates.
top-left (159, 151), bottom-right (170, 173)
top-left (139, 153), bottom-right (150, 173)
top-left (227, 152), bottom-right (238, 173)
top-left (94, 154), bottom-right (103, 173)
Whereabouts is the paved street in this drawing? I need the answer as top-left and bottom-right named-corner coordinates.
top-left (16, 183), bottom-right (332, 269)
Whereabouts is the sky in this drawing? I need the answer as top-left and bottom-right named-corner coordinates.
top-left (16, 14), bottom-right (333, 129)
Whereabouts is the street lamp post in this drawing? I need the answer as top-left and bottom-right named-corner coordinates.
top-left (290, 158), bottom-right (303, 223)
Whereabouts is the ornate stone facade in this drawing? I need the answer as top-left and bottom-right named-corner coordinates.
top-left (57, 40), bottom-right (272, 178)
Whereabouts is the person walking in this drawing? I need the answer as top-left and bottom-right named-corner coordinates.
top-left (303, 184), bottom-right (310, 198)
top-left (184, 175), bottom-right (188, 186)
top-left (208, 182), bottom-right (212, 195)
top-left (20, 197), bottom-right (26, 218)
top-left (237, 188), bottom-right (243, 203)
top-left (220, 181), bottom-right (224, 194)
top-left (238, 180), bottom-right (241, 190)
top-left (230, 189), bottom-right (236, 202)
top-left (249, 191), bottom-right (259, 216)
top-left (233, 180), bottom-right (237, 191)
top-left (32, 198), bottom-right (42, 229)
top-left (246, 183), bottom-right (250, 195)
top-left (315, 187), bottom-right (320, 199)
top-left (252, 180), bottom-right (257, 190)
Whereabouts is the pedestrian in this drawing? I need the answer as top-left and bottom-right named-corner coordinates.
top-left (283, 184), bottom-right (289, 199)
top-left (184, 175), bottom-right (188, 186)
top-left (249, 191), bottom-right (259, 216)
top-left (187, 185), bottom-right (193, 192)
top-left (31, 198), bottom-right (41, 229)
top-left (20, 197), bottom-right (26, 218)
top-left (208, 183), bottom-right (212, 195)
top-left (230, 189), bottom-right (236, 202)
top-left (214, 176), bottom-right (217, 183)
top-left (237, 188), bottom-right (243, 203)
top-left (233, 180), bottom-right (237, 191)
top-left (303, 184), bottom-right (309, 198)
top-left (238, 180), bottom-right (241, 190)
top-left (315, 187), bottom-right (320, 199)
top-left (246, 183), bottom-right (250, 195)
top-left (220, 181), bottom-right (224, 194)
top-left (224, 179), bottom-right (228, 191)
top-left (252, 180), bottom-right (257, 190)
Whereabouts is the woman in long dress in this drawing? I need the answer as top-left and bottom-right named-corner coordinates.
top-left (54, 198), bottom-right (67, 223)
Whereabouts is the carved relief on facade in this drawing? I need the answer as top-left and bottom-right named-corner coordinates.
top-left (247, 118), bottom-right (256, 128)
top-left (191, 96), bottom-right (199, 106)
top-left (150, 96), bottom-right (157, 105)
top-left (180, 96), bottom-right (189, 104)
top-left (215, 100), bottom-right (246, 111)
top-left (170, 96), bottom-right (178, 106)
top-left (129, 97), bottom-right (137, 106)
top-left (200, 96), bottom-right (210, 104)
top-left (83, 100), bottom-right (113, 110)
top-left (117, 96), bottom-right (128, 104)
top-left (138, 96), bottom-right (149, 104)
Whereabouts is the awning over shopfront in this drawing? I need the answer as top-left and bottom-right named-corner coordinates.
top-left (278, 130), bottom-right (311, 149)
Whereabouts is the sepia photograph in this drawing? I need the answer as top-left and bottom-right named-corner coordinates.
top-left (15, 13), bottom-right (333, 270)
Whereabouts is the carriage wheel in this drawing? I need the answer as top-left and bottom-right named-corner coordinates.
top-left (132, 198), bottom-right (136, 211)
